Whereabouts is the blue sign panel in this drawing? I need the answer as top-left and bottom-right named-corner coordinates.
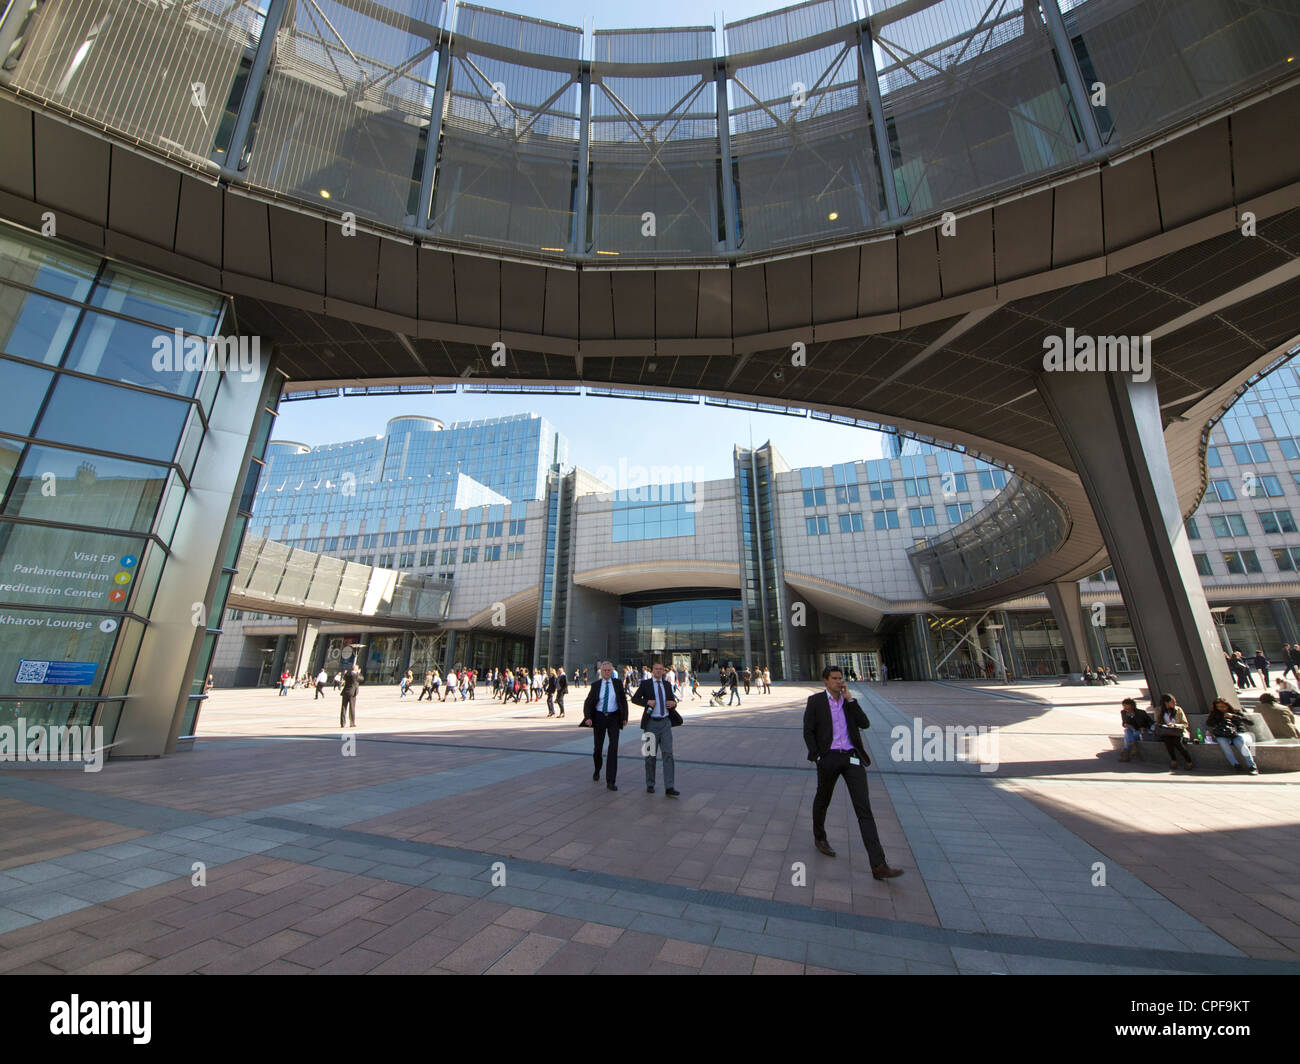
top-left (14, 660), bottom-right (99, 685)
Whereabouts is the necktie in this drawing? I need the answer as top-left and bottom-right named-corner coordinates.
top-left (655, 681), bottom-right (663, 717)
top-left (602, 682), bottom-right (610, 714)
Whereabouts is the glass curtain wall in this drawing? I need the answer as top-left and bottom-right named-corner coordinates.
top-left (0, 221), bottom-right (227, 740)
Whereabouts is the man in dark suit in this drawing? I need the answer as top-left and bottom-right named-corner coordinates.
top-left (803, 665), bottom-right (903, 880)
top-left (583, 660), bottom-right (628, 791)
top-left (555, 666), bottom-right (568, 718)
top-left (630, 661), bottom-right (683, 797)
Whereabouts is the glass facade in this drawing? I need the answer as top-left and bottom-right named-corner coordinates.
top-left (618, 590), bottom-right (745, 673)
top-left (0, 221), bottom-right (246, 745)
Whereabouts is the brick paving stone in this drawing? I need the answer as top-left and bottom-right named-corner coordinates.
top-left (701, 947), bottom-right (756, 975)
top-left (368, 935), bottom-right (461, 975)
top-left (439, 924), bottom-right (528, 974)
top-left (656, 939), bottom-right (708, 968)
top-left (535, 941), bottom-right (605, 975)
top-left (571, 922), bottom-right (623, 948)
top-left (484, 933), bottom-right (566, 974)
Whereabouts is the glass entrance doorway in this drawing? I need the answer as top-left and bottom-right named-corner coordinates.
top-left (1110, 646), bottom-right (1142, 673)
top-left (818, 652), bottom-right (880, 682)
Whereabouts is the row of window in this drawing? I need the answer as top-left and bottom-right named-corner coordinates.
top-left (1206, 475), bottom-right (1287, 502)
top-left (1194, 547), bottom-right (1300, 576)
top-left (1188, 510), bottom-right (1299, 538)
top-left (1207, 441), bottom-right (1300, 464)
top-left (806, 503), bottom-right (975, 536)
top-left (272, 521), bottom-right (528, 552)
top-left (804, 470), bottom-right (1007, 507)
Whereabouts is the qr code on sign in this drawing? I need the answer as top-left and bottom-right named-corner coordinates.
top-left (15, 660), bottom-right (49, 683)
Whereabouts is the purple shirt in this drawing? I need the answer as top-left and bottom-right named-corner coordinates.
top-left (828, 694), bottom-right (854, 751)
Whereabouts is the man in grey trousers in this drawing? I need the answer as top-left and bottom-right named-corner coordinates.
top-left (630, 661), bottom-right (682, 797)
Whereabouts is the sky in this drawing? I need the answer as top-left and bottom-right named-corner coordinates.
top-left (271, 392), bottom-right (887, 481)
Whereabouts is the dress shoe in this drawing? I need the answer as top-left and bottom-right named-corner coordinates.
top-left (814, 839), bottom-right (836, 857)
top-left (607, 783), bottom-right (618, 791)
top-left (872, 864), bottom-right (904, 880)
top-left (665, 788), bottom-right (680, 798)
top-left (593, 770), bottom-right (600, 781)
top-left (646, 785), bottom-right (655, 794)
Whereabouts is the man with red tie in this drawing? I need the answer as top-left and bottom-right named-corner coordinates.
top-left (803, 665), bottom-right (903, 880)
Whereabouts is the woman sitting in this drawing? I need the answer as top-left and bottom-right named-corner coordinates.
top-left (1154, 693), bottom-right (1195, 771)
top-left (1205, 697), bottom-right (1259, 774)
top-left (1118, 698), bottom-right (1153, 762)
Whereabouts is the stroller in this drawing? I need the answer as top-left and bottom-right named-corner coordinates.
top-left (708, 685), bottom-right (728, 707)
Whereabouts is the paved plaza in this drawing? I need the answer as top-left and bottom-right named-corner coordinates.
top-left (1, 680), bottom-right (1298, 975)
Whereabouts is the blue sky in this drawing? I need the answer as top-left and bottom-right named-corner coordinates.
top-left (272, 393), bottom-right (888, 481)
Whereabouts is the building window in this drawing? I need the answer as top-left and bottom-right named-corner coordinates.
top-left (1088, 567), bottom-right (1116, 583)
top-left (342, 535), bottom-right (358, 549)
top-left (362, 533), bottom-right (378, 548)
top-left (939, 472), bottom-right (968, 495)
top-left (423, 527), bottom-right (439, 543)
top-left (419, 550), bottom-right (435, 566)
top-left (1193, 552), bottom-right (1213, 576)
top-left (506, 542), bottom-right (524, 560)
top-left (977, 470), bottom-right (1008, 490)
top-left (1278, 438), bottom-right (1299, 460)
top-left (508, 518), bottom-right (526, 535)
top-left (838, 512), bottom-right (863, 533)
top-left (382, 531), bottom-right (399, 547)
top-left (485, 521), bottom-right (503, 536)
top-left (902, 477), bottom-right (930, 497)
top-left (465, 523), bottom-right (481, 539)
top-left (402, 529), bottom-right (419, 545)
top-left (873, 510), bottom-right (899, 530)
top-left (378, 553), bottom-right (394, 567)
top-left (1255, 474), bottom-right (1284, 498)
top-left (398, 552), bottom-right (414, 568)
top-left (483, 545), bottom-right (501, 561)
top-left (868, 481), bottom-right (895, 501)
top-left (1209, 479), bottom-right (1235, 502)
top-left (1206, 446), bottom-right (1223, 467)
top-left (1223, 550), bottom-right (1262, 575)
top-left (802, 487), bottom-right (827, 507)
top-left (462, 547), bottom-right (479, 563)
top-left (1231, 442), bottom-right (1269, 463)
top-left (805, 516), bottom-right (830, 535)
top-left (1184, 517), bottom-right (1200, 540)
top-left (945, 502), bottom-right (973, 523)
top-left (440, 548), bottom-right (456, 565)
top-left (1274, 547), bottom-right (1300, 571)
top-left (907, 506), bottom-right (936, 528)
top-left (1259, 510), bottom-right (1298, 534)
top-left (1209, 514), bottom-right (1248, 537)
top-left (834, 484), bottom-right (860, 504)
top-left (444, 525), bottom-right (460, 541)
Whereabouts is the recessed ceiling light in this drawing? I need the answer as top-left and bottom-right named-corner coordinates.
top-left (828, 211), bottom-right (839, 221)
top-left (320, 189), bottom-right (331, 199)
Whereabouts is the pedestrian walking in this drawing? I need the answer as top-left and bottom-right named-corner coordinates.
top-left (555, 666), bottom-right (568, 718)
top-left (339, 666), bottom-right (362, 728)
top-left (582, 661), bottom-right (628, 791)
top-left (315, 668), bottom-right (328, 700)
top-left (631, 662), bottom-right (682, 797)
top-left (803, 665), bottom-right (903, 880)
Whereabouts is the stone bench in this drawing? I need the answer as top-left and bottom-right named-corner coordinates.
top-left (1107, 734), bottom-right (1300, 772)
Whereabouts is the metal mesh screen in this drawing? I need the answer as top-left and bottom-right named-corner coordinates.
top-left (589, 35), bottom-right (722, 256)
top-left (241, 0), bottom-right (443, 225)
top-left (4, 0), bottom-right (265, 166)
top-left (1060, 0), bottom-right (1300, 147)
top-left (726, 0), bottom-right (860, 55)
top-left (453, 2), bottom-right (580, 59)
top-left (592, 27), bottom-right (715, 64)
top-left (432, 15), bottom-right (581, 252)
top-left (729, 38), bottom-right (886, 251)
top-left (874, 0), bottom-right (1080, 216)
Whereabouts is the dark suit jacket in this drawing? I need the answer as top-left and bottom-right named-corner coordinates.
top-left (630, 677), bottom-right (684, 730)
top-left (583, 676), bottom-right (628, 726)
top-left (802, 690), bottom-right (870, 764)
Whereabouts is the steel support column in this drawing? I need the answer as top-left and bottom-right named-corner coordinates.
top-left (216, 0), bottom-right (292, 173)
top-left (1040, 0), bottom-right (1104, 155)
top-left (716, 64), bottom-right (738, 252)
top-left (1038, 371), bottom-right (1237, 708)
top-left (572, 65), bottom-right (591, 254)
top-left (858, 26), bottom-right (901, 220)
top-left (417, 37), bottom-right (452, 228)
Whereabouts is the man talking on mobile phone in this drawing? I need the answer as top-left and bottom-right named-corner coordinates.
top-left (803, 665), bottom-right (903, 880)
